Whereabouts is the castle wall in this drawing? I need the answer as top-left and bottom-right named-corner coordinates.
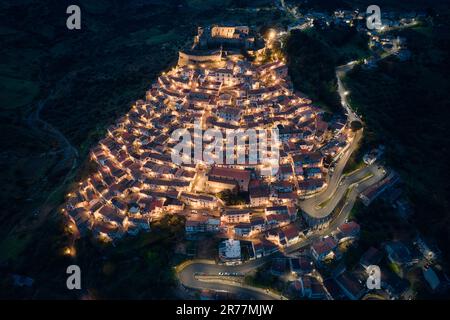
top-left (178, 50), bottom-right (222, 67)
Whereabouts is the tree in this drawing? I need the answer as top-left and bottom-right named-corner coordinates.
top-left (350, 120), bottom-right (363, 131)
top-left (285, 30), bottom-right (341, 112)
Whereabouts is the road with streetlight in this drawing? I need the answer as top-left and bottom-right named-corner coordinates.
top-left (177, 257), bottom-right (286, 299)
top-left (336, 61), bottom-right (361, 122)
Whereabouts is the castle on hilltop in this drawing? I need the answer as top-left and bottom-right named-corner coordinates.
top-left (178, 25), bottom-right (264, 67)
top-left (195, 25), bottom-right (254, 50)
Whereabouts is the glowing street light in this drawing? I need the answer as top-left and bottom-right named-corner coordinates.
top-left (267, 29), bottom-right (276, 41)
top-left (63, 247), bottom-right (75, 257)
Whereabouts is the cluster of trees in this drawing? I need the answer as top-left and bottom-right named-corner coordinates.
top-left (217, 190), bottom-right (248, 206)
top-left (284, 24), bottom-right (369, 113)
top-left (0, 213), bottom-right (185, 299)
top-left (285, 29), bottom-right (342, 112)
top-left (244, 265), bottom-right (279, 290)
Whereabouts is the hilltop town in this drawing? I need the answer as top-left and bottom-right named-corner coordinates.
top-left (59, 23), bottom-right (446, 300)
top-left (63, 25), bottom-right (353, 249)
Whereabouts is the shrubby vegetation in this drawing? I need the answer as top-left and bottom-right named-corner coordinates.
top-left (344, 19), bottom-right (450, 264)
top-left (217, 190), bottom-right (249, 206)
top-left (244, 266), bottom-right (280, 291)
top-left (285, 24), bottom-right (368, 112)
top-left (0, 213), bottom-right (185, 299)
top-left (285, 29), bottom-right (341, 112)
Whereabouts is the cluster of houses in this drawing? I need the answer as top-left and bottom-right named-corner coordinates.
top-left (248, 219), bottom-right (443, 300)
top-left (299, 221), bottom-right (445, 300)
top-left (240, 219), bottom-right (448, 300)
top-left (323, 237), bottom-right (448, 300)
top-left (218, 219), bottom-right (360, 264)
top-left (214, 220), bottom-right (363, 298)
top-left (292, 232), bottom-right (447, 300)
top-left (310, 221), bottom-right (361, 264)
top-left (63, 25), bottom-right (353, 244)
top-left (365, 31), bottom-right (411, 68)
top-left (186, 192), bottom-right (305, 254)
top-left (288, 7), bottom-right (426, 31)
top-left (64, 93), bottom-right (193, 241)
top-left (287, 7), bottom-right (418, 70)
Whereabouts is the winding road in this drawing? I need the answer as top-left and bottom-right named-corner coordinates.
top-left (175, 19), bottom-right (398, 299)
top-left (177, 258), bottom-right (285, 300)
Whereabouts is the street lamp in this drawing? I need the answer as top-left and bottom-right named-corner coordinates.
top-left (267, 29), bottom-right (276, 41)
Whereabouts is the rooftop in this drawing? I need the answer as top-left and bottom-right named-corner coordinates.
top-left (220, 239), bottom-right (241, 259)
